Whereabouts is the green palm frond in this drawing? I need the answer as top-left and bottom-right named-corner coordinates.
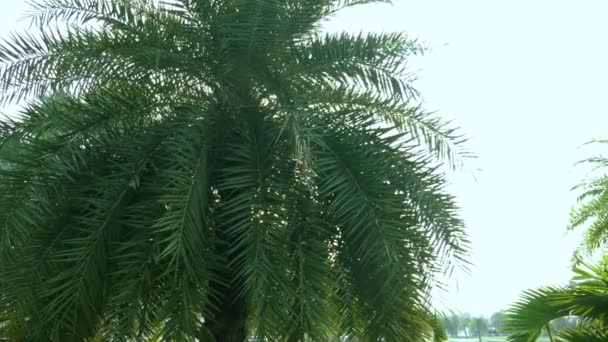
top-left (0, 8), bottom-right (202, 104)
top-left (423, 311), bottom-right (449, 342)
top-left (3, 124), bottom-right (163, 340)
top-left (25, 0), bottom-right (155, 27)
top-left (504, 287), bottom-right (571, 342)
top-left (291, 79), bottom-right (471, 169)
top-left (149, 120), bottom-right (219, 339)
top-left (308, 120), bottom-right (464, 339)
top-left (569, 141), bottom-right (608, 253)
top-left (505, 256), bottom-right (608, 342)
top-left (281, 188), bottom-right (334, 341)
top-left (213, 119), bottom-right (296, 339)
top-left (287, 32), bottom-right (424, 100)
top-left (556, 328), bottom-right (608, 342)
top-left (324, 0), bottom-right (393, 18)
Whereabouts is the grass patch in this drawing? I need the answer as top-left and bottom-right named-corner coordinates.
top-left (449, 337), bottom-right (551, 342)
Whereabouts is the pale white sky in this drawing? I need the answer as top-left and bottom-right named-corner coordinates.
top-left (2, 1), bottom-right (607, 316)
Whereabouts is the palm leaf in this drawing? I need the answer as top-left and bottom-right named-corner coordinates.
top-left (504, 287), bottom-right (571, 342)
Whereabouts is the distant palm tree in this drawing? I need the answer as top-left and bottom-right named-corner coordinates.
top-left (469, 316), bottom-right (488, 342)
top-left (504, 257), bottom-right (608, 342)
top-left (442, 313), bottom-right (461, 337)
top-left (490, 310), bottom-right (506, 335)
top-left (0, 0), bottom-right (469, 340)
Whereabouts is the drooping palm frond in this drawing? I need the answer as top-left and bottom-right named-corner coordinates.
top-left (423, 311), bottom-right (449, 342)
top-left (563, 258), bottom-right (608, 327)
top-left (505, 287), bottom-right (571, 342)
top-left (0, 0), bottom-right (470, 340)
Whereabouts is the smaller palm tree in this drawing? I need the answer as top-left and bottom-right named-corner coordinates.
top-left (504, 256), bottom-right (608, 342)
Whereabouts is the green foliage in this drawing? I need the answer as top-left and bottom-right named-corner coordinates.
top-left (504, 257), bottom-right (608, 342)
top-left (443, 313), bottom-right (462, 337)
top-left (442, 312), bottom-right (497, 339)
top-left (469, 317), bottom-right (489, 337)
top-left (427, 312), bottom-right (449, 342)
top-left (569, 140), bottom-right (608, 254)
top-left (0, 0), bottom-right (470, 340)
top-left (557, 329), bottom-right (608, 342)
top-left (490, 310), bottom-right (505, 333)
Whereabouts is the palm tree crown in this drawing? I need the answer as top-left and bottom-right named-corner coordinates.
top-left (0, 0), bottom-right (469, 340)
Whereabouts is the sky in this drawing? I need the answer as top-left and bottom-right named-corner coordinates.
top-left (2, 1), bottom-right (608, 316)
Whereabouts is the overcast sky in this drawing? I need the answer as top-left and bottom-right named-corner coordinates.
top-left (2, 1), bottom-right (608, 316)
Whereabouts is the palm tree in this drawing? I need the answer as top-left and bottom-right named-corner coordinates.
top-left (469, 316), bottom-right (488, 342)
top-left (442, 313), bottom-right (461, 338)
top-left (0, 0), bottom-right (469, 340)
top-left (504, 257), bottom-right (608, 342)
top-left (490, 310), bottom-right (505, 335)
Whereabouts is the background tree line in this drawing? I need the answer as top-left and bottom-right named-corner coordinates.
top-left (442, 309), bottom-right (580, 340)
top-left (442, 312), bottom-right (497, 339)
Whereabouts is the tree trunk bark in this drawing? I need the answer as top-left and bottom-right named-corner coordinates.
top-left (203, 217), bottom-right (248, 341)
top-left (545, 324), bottom-right (554, 342)
top-left (203, 264), bottom-right (248, 341)
top-left (202, 102), bottom-right (259, 341)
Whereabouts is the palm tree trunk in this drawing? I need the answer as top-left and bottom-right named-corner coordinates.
top-left (209, 296), bottom-right (248, 341)
top-left (202, 116), bottom-right (251, 341)
top-left (203, 213), bottom-right (249, 341)
top-left (203, 266), bottom-right (249, 341)
top-left (545, 324), bottom-right (554, 342)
